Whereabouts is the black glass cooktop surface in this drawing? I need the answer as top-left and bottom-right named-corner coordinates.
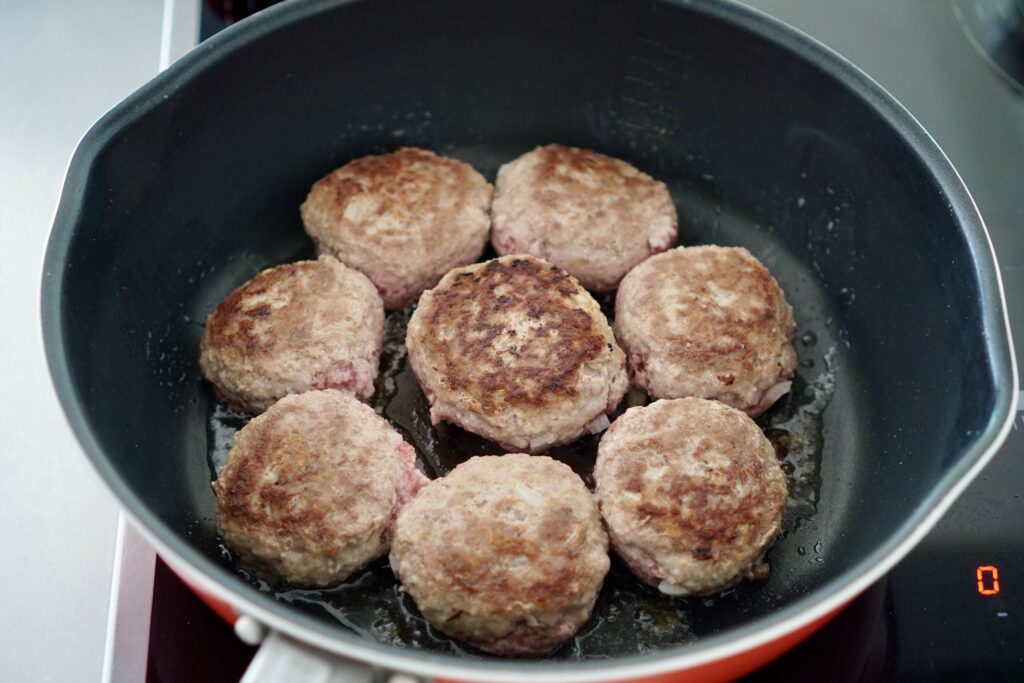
top-left (146, 2), bottom-right (1024, 681)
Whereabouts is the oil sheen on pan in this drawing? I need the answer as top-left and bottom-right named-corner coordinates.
top-left (205, 233), bottom-right (838, 659)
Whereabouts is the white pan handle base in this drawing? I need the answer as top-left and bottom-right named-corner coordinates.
top-left (239, 626), bottom-right (430, 683)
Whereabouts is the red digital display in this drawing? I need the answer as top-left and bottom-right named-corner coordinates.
top-left (976, 565), bottom-right (1000, 596)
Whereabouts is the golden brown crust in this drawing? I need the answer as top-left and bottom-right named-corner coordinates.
top-left (533, 144), bottom-right (658, 193)
top-left (405, 255), bottom-right (628, 452)
top-left (594, 398), bottom-right (787, 596)
top-left (615, 246), bottom-right (796, 415)
top-left (491, 144), bottom-right (678, 292)
top-left (390, 454), bottom-right (609, 654)
top-left (300, 147), bottom-right (492, 309)
top-left (213, 390), bottom-right (425, 587)
top-left (418, 257), bottom-right (603, 414)
top-left (204, 259), bottom-right (355, 357)
top-left (199, 256), bottom-right (384, 413)
top-left (215, 399), bottom-right (347, 538)
top-left (306, 149), bottom-right (458, 234)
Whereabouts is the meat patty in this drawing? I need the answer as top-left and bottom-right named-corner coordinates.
top-left (390, 454), bottom-right (609, 655)
top-left (199, 256), bottom-right (384, 414)
top-left (490, 144), bottom-right (678, 293)
top-left (406, 255), bottom-right (628, 452)
top-left (615, 245), bottom-right (797, 416)
top-left (594, 398), bottom-right (787, 597)
top-left (213, 390), bottom-right (428, 587)
top-left (300, 147), bottom-right (493, 309)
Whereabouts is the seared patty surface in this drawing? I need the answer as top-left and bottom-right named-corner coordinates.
top-left (406, 255), bottom-right (628, 452)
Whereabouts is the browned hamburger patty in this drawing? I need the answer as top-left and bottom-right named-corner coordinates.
top-left (405, 255), bottom-right (628, 452)
top-left (615, 245), bottom-right (797, 416)
top-left (199, 256), bottom-right (384, 414)
top-left (594, 398), bottom-right (787, 597)
top-left (213, 390), bottom-right (428, 588)
top-left (390, 454), bottom-right (609, 655)
top-left (490, 144), bottom-right (678, 293)
top-left (300, 147), bottom-right (493, 309)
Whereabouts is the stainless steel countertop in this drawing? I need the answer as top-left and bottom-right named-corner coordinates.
top-left (0, 3), bottom-right (162, 681)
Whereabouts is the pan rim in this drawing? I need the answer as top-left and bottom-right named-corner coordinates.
top-left (40, 0), bottom-right (1019, 679)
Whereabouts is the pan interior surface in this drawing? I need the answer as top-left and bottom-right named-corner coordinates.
top-left (205, 225), bottom-right (840, 658)
top-left (45, 0), bottom-right (1007, 669)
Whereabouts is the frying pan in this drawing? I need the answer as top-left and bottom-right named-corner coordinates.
top-left (41, 0), bottom-right (1018, 680)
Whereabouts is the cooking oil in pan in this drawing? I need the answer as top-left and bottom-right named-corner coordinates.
top-left (205, 293), bottom-right (837, 657)
top-left (762, 344), bottom-right (837, 530)
top-left (207, 402), bottom-right (247, 474)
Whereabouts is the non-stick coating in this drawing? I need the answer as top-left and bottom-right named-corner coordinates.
top-left (205, 233), bottom-right (837, 658)
top-left (43, 0), bottom-right (1013, 673)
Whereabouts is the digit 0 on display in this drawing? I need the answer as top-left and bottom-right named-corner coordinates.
top-left (976, 565), bottom-right (1000, 596)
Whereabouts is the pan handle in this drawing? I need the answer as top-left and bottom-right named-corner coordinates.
top-left (239, 626), bottom-right (429, 683)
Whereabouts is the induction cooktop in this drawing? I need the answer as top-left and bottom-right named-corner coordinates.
top-left (145, 2), bottom-right (1024, 681)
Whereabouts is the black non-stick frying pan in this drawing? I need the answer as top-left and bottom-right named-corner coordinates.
top-left (41, 0), bottom-right (1017, 680)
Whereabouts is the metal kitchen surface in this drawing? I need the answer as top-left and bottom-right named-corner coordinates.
top-left (133, 0), bottom-right (1024, 681)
